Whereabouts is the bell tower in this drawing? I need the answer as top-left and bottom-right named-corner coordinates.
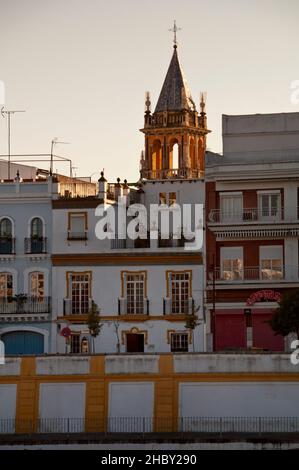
top-left (140, 26), bottom-right (210, 180)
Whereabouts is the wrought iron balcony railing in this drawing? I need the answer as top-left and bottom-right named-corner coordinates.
top-left (0, 237), bottom-right (15, 254)
top-left (24, 237), bottom-right (47, 254)
top-left (118, 297), bottom-right (149, 315)
top-left (67, 230), bottom-right (88, 240)
top-left (208, 266), bottom-right (299, 283)
top-left (163, 297), bottom-right (195, 315)
top-left (63, 298), bottom-right (93, 315)
top-left (141, 168), bottom-right (203, 180)
top-left (208, 207), bottom-right (299, 224)
top-left (0, 296), bottom-right (51, 314)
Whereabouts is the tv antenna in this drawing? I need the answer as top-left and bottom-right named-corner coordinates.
top-left (50, 137), bottom-right (70, 175)
top-left (1, 107), bottom-right (26, 179)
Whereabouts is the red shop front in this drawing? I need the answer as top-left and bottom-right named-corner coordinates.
top-left (214, 290), bottom-right (284, 351)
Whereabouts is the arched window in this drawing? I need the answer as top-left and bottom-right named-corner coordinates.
top-left (0, 218), bottom-right (12, 237)
top-left (0, 219), bottom-right (13, 254)
top-left (27, 218), bottom-right (45, 254)
top-left (29, 272), bottom-right (45, 298)
top-left (30, 218), bottom-right (43, 238)
top-left (0, 273), bottom-right (13, 298)
top-left (151, 140), bottom-right (162, 173)
top-left (172, 143), bottom-right (179, 169)
top-left (169, 139), bottom-right (179, 172)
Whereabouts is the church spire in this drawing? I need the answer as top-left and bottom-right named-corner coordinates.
top-left (154, 46), bottom-right (196, 113)
top-left (140, 25), bottom-right (210, 181)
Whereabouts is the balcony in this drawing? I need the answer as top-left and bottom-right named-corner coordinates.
top-left (208, 207), bottom-right (299, 225)
top-left (208, 266), bottom-right (299, 284)
top-left (0, 237), bottom-right (15, 255)
top-left (163, 297), bottom-right (195, 315)
top-left (67, 230), bottom-right (88, 241)
top-left (158, 237), bottom-right (185, 248)
top-left (24, 237), bottom-right (47, 254)
top-left (111, 238), bottom-right (150, 249)
top-left (0, 296), bottom-right (51, 321)
top-left (63, 298), bottom-right (93, 315)
top-left (118, 298), bottom-right (149, 315)
top-left (140, 168), bottom-right (204, 180)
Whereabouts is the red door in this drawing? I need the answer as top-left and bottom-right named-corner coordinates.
top-left (252, 314), bottom-right (284, 351)
top-left (126, 334), bottom-right (144, 353)
top-left (215, 314), bottom-right (246, 351)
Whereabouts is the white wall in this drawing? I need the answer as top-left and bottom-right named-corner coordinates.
top-left (39, 383), bottom-right (85, 432)
top-left (180, 382), bottom-right (299, 418)
top-left (0, 384), bottom-right (17, 433)
top-left (108, 381), bottom-right (154, 431)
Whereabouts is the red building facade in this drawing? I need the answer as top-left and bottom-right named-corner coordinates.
top-left (205, 113), bottom-right (299, 352)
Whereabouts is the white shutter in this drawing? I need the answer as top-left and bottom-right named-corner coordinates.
top-left (70, 215), bottom-right (85, 234)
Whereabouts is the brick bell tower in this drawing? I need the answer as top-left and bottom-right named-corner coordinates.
top-left (140, 25), bottom-right (210, 181)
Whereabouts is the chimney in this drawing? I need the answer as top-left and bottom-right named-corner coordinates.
top-left (114, 177), bottom-right (123, 200)
top-left (98, 171), bottom-right (107, 201)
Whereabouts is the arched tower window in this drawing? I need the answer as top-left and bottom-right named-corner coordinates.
top-left (169, 138), bottom-right (179, 170)
top-left (190, 138), bottom-right (196, 169)
top-left (198, 137), bottom-right (205, 172)
top-left (151, 140), bottom-right (162, 172)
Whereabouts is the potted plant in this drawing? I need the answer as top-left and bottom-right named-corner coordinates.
top-left (13, 293), bottom-right (28, 313)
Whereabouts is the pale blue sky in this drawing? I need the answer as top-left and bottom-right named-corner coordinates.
top-left (0, 0), bottom-right (298, 181)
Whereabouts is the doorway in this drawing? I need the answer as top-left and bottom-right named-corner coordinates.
top-left (126, 333), bottom-right (144, 353)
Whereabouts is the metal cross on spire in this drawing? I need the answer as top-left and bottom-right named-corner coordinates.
top-left (169, 20), bottom-right (181, 48)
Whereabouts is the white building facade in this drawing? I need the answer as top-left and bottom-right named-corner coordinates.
top-left (52, 43), bottom-right (208, 354)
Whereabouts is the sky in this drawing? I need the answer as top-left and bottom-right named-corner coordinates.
top-left (0, 0), bottom-right (299, 182)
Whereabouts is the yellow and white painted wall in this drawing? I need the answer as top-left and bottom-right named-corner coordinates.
top-left (0, 353), bottom-right (299, 434)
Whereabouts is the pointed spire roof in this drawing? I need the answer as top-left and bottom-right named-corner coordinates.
top-left (154, 46), bottom-right (196, 113)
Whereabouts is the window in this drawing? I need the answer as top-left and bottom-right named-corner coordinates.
top-left (168, 271), bottom-right (191, 314)
top-left (31, 217), bottom-right (43, 237)
top-left (0, 218), bottom-right (13, 254)
top-left (171, 332), bottom-right (188, 352)
top-left (70, 334), bottom-right (80, 353)
top-left (0, 218), bottom-right (12, 237)
top-left (68, 272), bottom-right (91, 314)
top-left (260, 246), bottom-right (283, 280)
top-left (169, 192), bottom-right (176, 206)
top-left (123, 272), bottom-right (146, 314)
top-left (159, 192), bottom-right (167, 205)
top-left (220, 193), bottom-right (243, 222)
top-left (28, 217), bottom-right (45, 254)
top-left (68, 212), bottom-right (87, 239)
top-left (159, 192), bottom-right (177, 206)
top-left (29, 272), bottom-right (45, 298)
top-left (220, 247), bottom-right (243, 280)
top-left (258, 192), bottom-right (280, 219)
top-left (0, 273), bottom-right (13, 298)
